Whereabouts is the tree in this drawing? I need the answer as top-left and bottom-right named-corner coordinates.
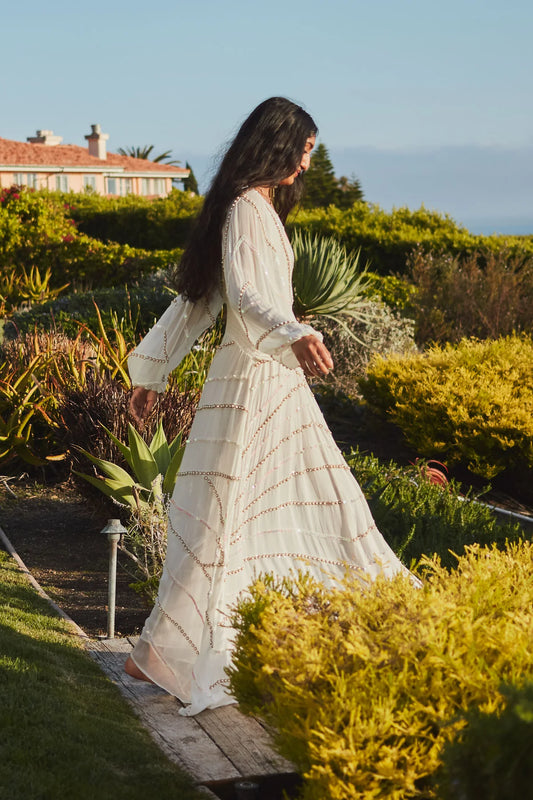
top-left (336, 174), bottom-right (364, 209)
top-left (302, 143), bottom-right (339, 209)
top-left (302, 142), bottom-right (364, 209)
top-left (182, 161), bottom-right (199, 194)
top-left (117, 145), bottom-right (181, 166)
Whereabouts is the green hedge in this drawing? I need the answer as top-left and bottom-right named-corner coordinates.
top-left (288, 202), bottom-right (533, 274)
top-left (359, 335), bottom-right (533, 480)
top-left (60, 188), bottom-right (202, 249)
top-left (229, 541), bottom-right (533, 800)
top-left (0, 186), bottom-right (181, 289)
top-left (347, 450), bottom-right (522, 568)
top-left (7, 273), bottom-right (175, 339)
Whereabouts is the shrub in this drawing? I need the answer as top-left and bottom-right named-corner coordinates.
top-left (346, 450), bottom-right (523, 568)
top-left (359, 335), bottom-right (533, 479)
top-left (60, 378), bottom-right (200, 602)
top-left (0, 186), bottom-right (182, 291)
top-left (0, 185), bottom-right (77, 271)
top-left (58, 372), bottom-right (199, 474)
top-left (75, 421), bottom-right (185, 512)
top-left (75, 421), bottom-right (188, 603)
top-left (0, 316), bottom-right (135, 468)
top-left (47, 238), bottom-right (183, 289)
top-left (408, 247), bottom-right (533, 345)
top-left (311, 300), bottom-right (417, 396)
top-left (61, 188), bottom-right (202, 249)
top-left (0, 299), bottom-right (213, 469)
top-left (0, 330), bottom-right (98, 466)
top-left (288, 202), bottom-right (533, 275)
top-left (8, 273), bottom-right (175, 340)
top-left (228, 540), bottom-right (533, 800)
top-left (363, 271), bottom-right (418, 313)
top-left (436, 682), bottom-right (533, 800)
top-left (0, 265), bottom-right (69, 316)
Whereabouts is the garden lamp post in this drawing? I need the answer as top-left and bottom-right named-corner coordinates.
top-left (101, 518), bottom-right (127, 639)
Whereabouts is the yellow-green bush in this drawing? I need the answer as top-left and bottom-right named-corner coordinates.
top-left (0, 186), bottom-right (182, 291)
top-left (288, 202), bottom-right (533, 275)
top-left (363, 271), bottom-right (418, 313)
top-left (436, 682), bottom-right (533, 800)
top-left (228, 541), bottom-right (533, 800)
top-left (359, 335), bottom-right (533, 479)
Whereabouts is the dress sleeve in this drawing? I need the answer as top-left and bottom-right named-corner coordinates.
top-left (224, 196), bottom-right (322, 370)
top-left (128, 291), bottom-right (223, 393)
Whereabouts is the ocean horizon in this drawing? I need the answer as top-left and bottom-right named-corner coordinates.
top-left (458, 217), bottom-right (533, 236)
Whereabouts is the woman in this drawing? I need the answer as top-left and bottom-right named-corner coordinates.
top-left (125, 97), bottom-right (411, 716)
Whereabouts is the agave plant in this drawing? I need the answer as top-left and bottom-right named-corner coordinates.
top-left (0, 353), bottom-right (65, 466)
top-left (76, 302), bottom-right (132, 387)
top-left (75, 421), bottom-right (185, 602)
top-left (74, 421), bottom-right (184, 513)
top-left (0, 265), bottom-right (68, 313)
top-left (18, 265), bottom-right (69, 306)
top-left (291, 229), bottom-right (371, 326)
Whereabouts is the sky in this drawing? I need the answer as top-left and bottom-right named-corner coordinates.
top-left (2, 0), bottom-right (532, 233)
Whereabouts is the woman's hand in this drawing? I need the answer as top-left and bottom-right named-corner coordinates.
top-left (129, 387), bottom-right (159, 425)
top-left (291, 335), bottom-right (334, 377)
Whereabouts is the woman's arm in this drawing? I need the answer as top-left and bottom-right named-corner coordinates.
top-left (224, 197), bottom-right (333, 373)
top-left (128, 291), bottom-right (223, 394)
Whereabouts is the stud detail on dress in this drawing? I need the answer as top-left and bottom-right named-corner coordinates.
top-left (156, 598), bottom-right (200, 655)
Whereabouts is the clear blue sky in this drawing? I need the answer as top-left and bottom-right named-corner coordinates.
top-left (2, 0), bottom-right (532, 231)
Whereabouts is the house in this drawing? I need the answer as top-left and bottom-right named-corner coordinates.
top-left (0, 124), bottom-right (189, 197)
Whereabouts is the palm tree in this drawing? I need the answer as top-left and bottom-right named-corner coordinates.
top-left (117, 145), bottom-right (181, 166)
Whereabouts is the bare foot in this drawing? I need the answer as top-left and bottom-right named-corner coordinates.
top-left (125, 655), bottom-right (154, 684)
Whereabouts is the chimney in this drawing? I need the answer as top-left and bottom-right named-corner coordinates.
top-left (85, 123), bottom-right (109, 160)
top-left (27, 129), bottom-right (63, 146)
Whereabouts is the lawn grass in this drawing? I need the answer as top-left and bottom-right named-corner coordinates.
top-left (0, 550), bottom-right (207, 800)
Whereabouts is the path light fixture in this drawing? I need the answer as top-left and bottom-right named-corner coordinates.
top-left (234, 781), bottom-right (260, 799)
top-left (100, 518), bottom-right (127, 639)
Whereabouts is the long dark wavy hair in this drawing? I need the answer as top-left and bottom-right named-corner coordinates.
top-left (175, 97), bottom-right (318, 302)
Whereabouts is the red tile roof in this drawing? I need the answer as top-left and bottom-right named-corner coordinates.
top-left (0, 137), bottom-right (188, 175)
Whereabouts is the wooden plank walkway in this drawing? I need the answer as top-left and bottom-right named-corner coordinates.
top-left (86, 636), bottom-right (294, 793)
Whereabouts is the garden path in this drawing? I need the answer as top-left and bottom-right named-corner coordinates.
top-left (0, 520), bottom-right (295, 797)
top-left (87, 636), bottom-right (294, 792)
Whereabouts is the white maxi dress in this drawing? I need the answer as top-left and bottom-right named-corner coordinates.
top-left (128, 188), bottom-right (410, 716)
